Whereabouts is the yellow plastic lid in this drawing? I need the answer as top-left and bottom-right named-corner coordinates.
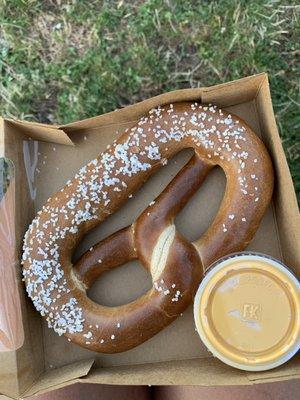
top-left (194, 252), bottom-right (300, 371)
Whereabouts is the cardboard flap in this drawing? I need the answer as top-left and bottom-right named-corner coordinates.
top-left (81, 356), bottom-right (300, 387)
top-left (255, 79), bottom-right (300, 272)
top-left (0, 351), bottom-right (18, 399)
top-left (61, 73), bottom-right (266, 133)
top-left (201, 73), bottom-right (267, 106)
top-left (81, 357), bottom-right (250, 386)
top-left (4, 119), bottom-right (74, 146)
top-left (23, 359), bottom-right (94, 398)
top-left (247, 354), bottom-right (300, 384)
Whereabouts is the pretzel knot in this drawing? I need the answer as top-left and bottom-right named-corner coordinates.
top-left (22, 103), bottom-right (273, 353)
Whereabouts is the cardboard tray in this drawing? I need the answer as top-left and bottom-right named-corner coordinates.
top-left (0, 73), bottom-right (299, 399)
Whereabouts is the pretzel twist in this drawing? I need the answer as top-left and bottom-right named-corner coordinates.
top-left (22, 103), bottom-right (273, 353)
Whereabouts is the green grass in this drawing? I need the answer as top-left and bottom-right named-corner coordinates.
top-left (0, 0), bottom-right (299, 197)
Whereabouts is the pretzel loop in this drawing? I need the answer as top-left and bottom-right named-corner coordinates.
top-left (75, 155), bottom-right (211, 284)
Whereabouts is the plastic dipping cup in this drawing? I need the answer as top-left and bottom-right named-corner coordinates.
top-left (193, 252), bottom-right (300, 371)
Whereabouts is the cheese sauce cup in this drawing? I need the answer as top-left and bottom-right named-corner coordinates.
top-left (194, 252), bottom-right (300, 371)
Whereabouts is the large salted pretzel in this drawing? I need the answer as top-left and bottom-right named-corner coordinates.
top-left (22, 103), bottom-right (273, 353)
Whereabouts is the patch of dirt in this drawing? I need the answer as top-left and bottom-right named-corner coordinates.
top-left (29, 13), bottom-right (96, 63)
top-left (32, 85), bottom-right (58, 124)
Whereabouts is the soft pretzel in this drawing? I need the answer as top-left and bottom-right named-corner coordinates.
top-left (22, 103), bottom-right (273, 353)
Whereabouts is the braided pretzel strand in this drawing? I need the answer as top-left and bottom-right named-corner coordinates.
top-left (22, 102), bottom-right (273, 353)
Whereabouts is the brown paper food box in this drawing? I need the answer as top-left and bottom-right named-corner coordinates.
top-left (0, 73), bottom-right (299, 399)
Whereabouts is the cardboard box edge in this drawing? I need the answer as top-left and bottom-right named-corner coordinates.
top-left (61, 73), bottom-right (267, 131)
top-left (259, 76), bottom-right (299, 211)
top-left (22, 359), bottom-right (94, 398)
top-left (4, 119), bottom-right (74, 147)
top-left (76, 355), bottom-right (300, 387)
top-left (255, 76), bottom-right (300, 270)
